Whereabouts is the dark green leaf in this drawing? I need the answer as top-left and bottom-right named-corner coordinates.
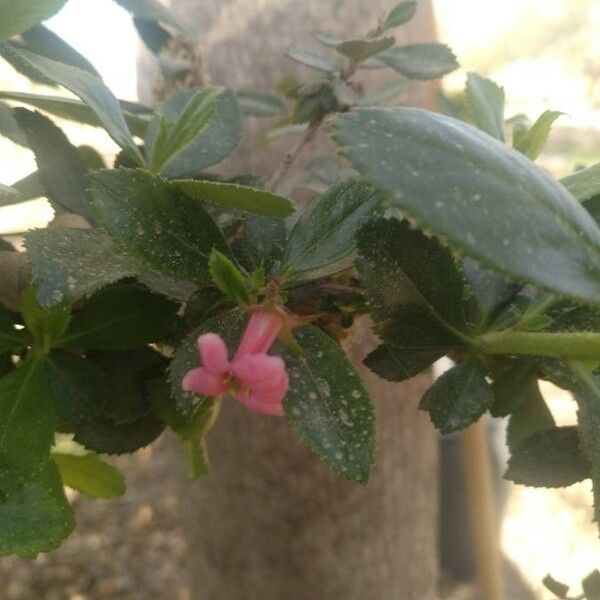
top-left (236, 92), bottom-right (286, 118)
top-left (336, 37), bottom-right (395, 63)
top-left (174, 179), bottom-right (294, 218)
top-left (42, 351), bottom-right (105, 429)
top-left (0, 306), bottom-right (28, 353)
top-left (281, 179), bottom-right (382, 277)
top-left (423, 361), bottom-right (493, 434)
top-left (5, 46), bottom-right (144, 164)
top-left (375, 44), bottom-right (458, 80)
top-left (0, 170), bottom-right (43, 208)
top-left (88, 168), bottom-right (230, 282)
top-left (208, 249), bottom-right (250, 307)
top-left (332, 108), bottom-right (600, 305)
top-left (112, 0), bottom-right (192, 35)
top-left (284, 46), bottom-right (340, 72)
top-left (363, 341), bottom-right (441, 383)
top-left (26, 228), bottom-right (139, 307)
top-left (21, 285), bottom-right (71, 348)
top-left (505, 426), bottom-right (590, 487)
top-left (513, 110), bottom-right (563, 160)
top-left (14, 108), bottom-right (94, 220)
top-left (0, 91), bottom-right (151, 137)
top-left (491, 362), bottom-right (537, 417)
top-left (0, 0), bottom-right (67, 42)
top-left (0, 461), bottom-right (74, 557)
top-left (57, 283), bottom-right (178, 350)
top-left (382, 1), bottom-right (418, 30)
top-left (53, 452), bottom-right (125, 499)
top-left (133, 18), bottom-right (171, 54)
top-left (233, 216), bottom-right (286, 275)
top-left (583, 570), bottom-right (600, 600)
top-left (542, 575), bottom-right (569, 599)
top-left (465, 72), bottom-right (505, 141)
top-left (183, 286), bottom-right (230, 327)
top-left (0, 101), bottom-right (27, 146)
top-left (561, 163), bottom-right (600, 204)
top-left (278, 325), bottom-right (375, 484)
top-left (0, 360), bottom-right (55, 493)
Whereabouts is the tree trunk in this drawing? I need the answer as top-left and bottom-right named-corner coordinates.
top-left (140, 2), bottom-right (440, 598)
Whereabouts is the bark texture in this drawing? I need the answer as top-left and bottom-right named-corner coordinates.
top-left (139, 2), bottom-right (440, 598)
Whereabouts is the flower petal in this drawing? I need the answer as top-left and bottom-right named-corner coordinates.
top-left (231, 353), bottom-right (286, 385)
top-left (235, 390), bottom-right (285, 416)
top-left (182, 366), bottom-right (227, 396)
top-left (197, 333), bottom-right (230, 375)
top-left (235, 309), bottom-right (283, 357)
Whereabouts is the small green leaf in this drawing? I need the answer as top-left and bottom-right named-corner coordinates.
top-left (57, 283), bottom-right (178, 350)
top-left (0, 461), bottom-right (74, 557)
top-left (336, 37), bottom-right (395, 63)
top-left (13, 108), bottom-right (94, 220)
top-left (490, 362), bottom-right (537, 417)
top-left (21, 285), bottom-right (71, 349)
top-left (382, 1), bottom-right (418, 30)
top-left (208, 249), bottom-right (251, 307)
top-left (281, 179), bottom-right (382, 278)
top-left (278, 325), bottom-right (375, 484)
top-left (0, 101), bottom-right (27, 147)
top-left (312, 30), bottom-right (342, 48)
top-left (374, 44), bottom-right (458, 80)
top-left (542, 574), bottom-right (569, 599)
top-left (332, 107), bottom-right (600, 305)
top-left (465, 72), bottom-right (505, 141)
top-left (88, 169), bottom-right (231, 283)
top-left (560, 163), bottom-right (600, 204)
top-left (0, 359), bottom-right (55, 493)
top-left (53, 452), bottom-right (125, 499)
top-left (513, 110), bottom-right (563, 160)
top-left (25, 228), bottom-right (140, 308)
top-left (284, 46), bottom-right (340, 72)
top-left (505, 426), bottom-right (590, 487)
top-left (422, 361), bottom-right (493, 434)
top-left (583, 570), bottom-right (600, 600)
top-left (0, 0), bottom-right (67, 42)
top-left (4, 46), bottom-right (144, 164)
top-left (236, 92), bottom-right (286, 118)
top-left (174, 179), bottom-right (294, 218)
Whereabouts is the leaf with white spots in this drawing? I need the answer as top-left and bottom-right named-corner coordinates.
top-left (332, 107), bottom-right (600, 306)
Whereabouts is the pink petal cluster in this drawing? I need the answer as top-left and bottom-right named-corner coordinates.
top-left (182, 308), bottom-right (289, 416)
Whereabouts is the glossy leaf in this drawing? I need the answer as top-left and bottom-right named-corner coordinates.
top-left (465, 72), bottom-right (505, 141)
top-left (53, 452), bottom-right (125, 499)
top-left (284, 46), bottom-right (339, 72)
top-left (513, 110), bottom-right (563, 160)
top-left (505, 426), bottom-right (590, 488)
top-left (336, 37), bottom-right (395, 63)
top-left (0, 462), bottom-right (74, 557)
top-left (281, 179), bottom-right (382, 277)
top-left (25, 228), bottom-right (139, 307)
top-left (0, 0), bottom-right (67, 42)
top-left (332, 107), bottom-right (600, 305)
top-left (277, 325), bottom-right (375, 484)
top-left (174, 179), bottom-right (294, 217)
top-left (57, 283), bottom-right (178, 350)
top-left (0, 360), bottom-right (55, 493)
top-left (374, 44), bottom-right (458, 80)
top-left (422, 361), bottom-right (493, 434)
top-left (88, 169), bottom-right (230, 282)
top-left (382, 1), bottom-right (418, 30)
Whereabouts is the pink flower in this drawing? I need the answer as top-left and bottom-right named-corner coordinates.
top-left (182, 308), bottom-right (289, 416)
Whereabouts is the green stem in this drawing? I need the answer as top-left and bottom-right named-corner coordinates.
top-left (479, 330), bottom-right (600, 360)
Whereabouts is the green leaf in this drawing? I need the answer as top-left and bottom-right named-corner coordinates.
top-left (0, 91), bottom-right (151, 137)
top-left (422, 361), bottom-right (493, 434)
top-left (506, 380), bottom-right (555, 453)
top-left (183, 287), bottom-right (229, 327)
top-left (583, 570), bottom-right (600, 600)
top-left (20, 24), bottom-right (98, 75)
top-left (374, 44), bottom-right (458, 80)
top-left (505, 426), bottom-right (590, 487)
top-left (0, 461), bottom-right (74, 557)
top-left (465, 72), bottom-right (505, 141)
top-left (0, 0), bottom-right (67, 42)
top-left (281, 179), bottom-right (382, 277)
top-left (147, 87), bottom-right (242, 178)
top-left (277, 325), bottom-right (375, 484)
top-left (233, 216), bottom-right (286, 275)
top-left (382, 1), bottom-right (418, 30)
top-left (358, 79), bottom-right (411, 106)
top-left (134, 17), bottom-right (172, 54)
top-left (513, 110), bottom-right (563, 160)
top-left (0, 101), bottom-right (27, 146)
top-left (53, 452), bottom-right (125, 499)
top-left (89, 347), bottom-right (166, 424)
top-left (284, 46), bottom-right (340, 72)
top-left (13, 108), bottom-right (93, 220)
top-left (174, 179), bottom-right (294, 218)
top-left (542, 575), bottom-right (569, 599)
top-left (56, 283), bottom-right (177, 350)
top-left (25, 228), bottom-right (139, 307)
top-left (4, 46), bottom-right (144, 164)
top-left (312, 30), bottom-right (342, 47)
top-left (112, 0), bottom-right (192, 35)
top-left (332, 108), bottom-right (600, 305)
top-left (336, 37), bottom-right (395, 63)
top-left (208, 249), bottom-right (250, 307)
top-left (560, 163), bottom-right (600, 203)
top-left (21, 285), bottom-right (71, 349)
top-left (0, 360), bottom-right (55, 493)
top-left (0, 306), bottom-right (28, 353)
top-left (42, 352), bottom-right (105, 430)
top-left (236, 92), bottom-right (286, 118)
top-left (0, 170), bottom-right (43, 208)
top-left (88, 168), bottom-right (230, 283)
top-left (490, 362), bottom-right (537, 417)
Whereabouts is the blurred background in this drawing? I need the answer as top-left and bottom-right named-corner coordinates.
top-left (0, 0), bottom-right (599, 597)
